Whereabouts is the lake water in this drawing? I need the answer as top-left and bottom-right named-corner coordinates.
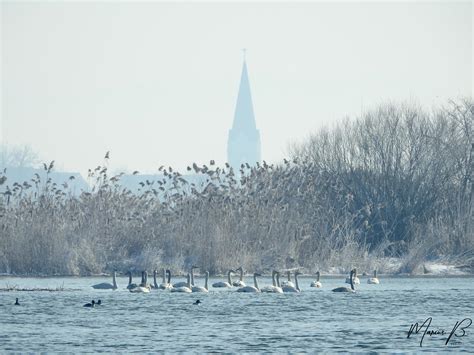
top-left (1, 275), bottom-right (473, 352)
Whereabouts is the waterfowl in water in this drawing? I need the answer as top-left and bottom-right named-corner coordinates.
top-left (126, 271), bottom-right (138, 290)
top-left (151, 270), bottom-right (159, 289)
top-left (14, 298), bottom-right (20, 306)
top-left (310, 271), bottom-right (322, 288)
top-left (173, 267), bottom-right (196, 288)
top-left (237, 273), bottom-right (261, 293)
top-left (171, 273), bottom-right (192, 293)
top-left (92, 270), bottom-right (118, 290)
top-left (83, 300), bottom-right (95, 307)
top-left (282, 271), bottom-right (301, 293)
top-left (192, 271), bottom-right (209, 293)
top-left (261, 270), bottom-right (283, 293)
top-left (160, 269), bottom-right (173, 290)
top-left (141, 271), bottom-right (151, 288)
top-left (129, 271), bottom-right (151, 293)
top-left (367, 269), bottom-right (380, 284)
top-left (345, 268), bottom-right (360, 285)
top-left (193, 299), bottom-right (202, 305)
top-left (281, 271), bottom-right (295, 288)
top-left (96, 299), bottom-right (102, 305)
top-left (232, 267), bottom-right (246, 287)
top-left (212, 269), bottom-right (235, 288)
top-left (158, 269), bottom-right (172, 290)
top-left (333, 269), bottom-right (356, 292)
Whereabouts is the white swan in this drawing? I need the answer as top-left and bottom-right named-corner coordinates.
top-left (261, 270), bottom-right (283, 293)
top-left (367, 269), bottom-right (380, 284)
top-left (171, 273), bottom-right (192, 293)
top-left (212, 269), bottom-right (234, 288)
top-left (333, 269), bottom-right (355, 292)
top-left (92, 270), bottom-right (118, 290)
top-left (310, 271), bottom-right (322, 288)
top-left (237, 273), bottom-right (261, 292)
top-left (173, 266), bottom-right (196, 288)
top-left (346, 268), bottom-right (360, 284)
top-left (282, 271), bottom-right (301, 293)
top-left (142, 271), bottom-right (151, 289)
top-left (129, 271), bottom-right (151, 293)
top-left (232, 267), bottom-right (246, 287)
top-left (281, 271), bottom-right (295, 288)
top-left (159, 269), bottom-right (173, 290)
top-left (192, 271), bottom-right (209, 293)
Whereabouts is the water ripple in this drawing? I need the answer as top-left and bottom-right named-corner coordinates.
top-left (0, 276), bottom-right (473, 352)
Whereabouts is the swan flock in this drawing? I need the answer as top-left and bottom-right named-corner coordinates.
top-left (91, 268), bottom-right (380, 294)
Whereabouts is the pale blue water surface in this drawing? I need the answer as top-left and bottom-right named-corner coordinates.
top-left (1, 276), bottom-right (473, 353)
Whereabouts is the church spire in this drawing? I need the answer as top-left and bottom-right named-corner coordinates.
top-left (231, 56), bottom-right (257, 132)
top-left (227, 52), bottom-right (261, 169)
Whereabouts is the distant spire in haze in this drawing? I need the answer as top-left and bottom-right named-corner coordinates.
top-left (227, 51), bottom-right (261, 169)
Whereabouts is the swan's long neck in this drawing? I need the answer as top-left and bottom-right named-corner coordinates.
top-left (295, 273), bottom-right (300, 291)
top-left (227, 270), bottom-right (232, 285)
top-left (374, 269), bottom-right (377, 278)
top-left (113, 271), bottom-right (117, 288)
top-left (191, 268), bottom-right (195, 286)
top-left (144, 271), bottom-right (148, 285)
top-left (317, 271), bottom-right (320, 282)
top-left (162, 269), bottom-right (166, 284)
top-left (253, 274), bottom-right (260, 290)
top-left (287, 271), bottom-right (291, 282)
top-left (153, 271), bottom-right (158, 288)
top-left (167, 270), bottom-right (171, 284)
top-left (187, 273), bottom-right (191, 288)
top-left (205, 272), bottom-right (209, 290)
top-left (128, 273), bottom-right (132, 286)
top-left (141, 271), bottom-right (145, 285)
top-left (276, 273), bottom-right (281, 287)
top-left (272, 271), bottom-right (276, 287)
top-left (350, 270), bottom-right (354, 290)
top-left (239, 269), bottom-right (243, 282)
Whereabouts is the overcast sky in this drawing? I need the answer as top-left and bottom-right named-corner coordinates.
top-left (1, 1), bottom-right (472, 174)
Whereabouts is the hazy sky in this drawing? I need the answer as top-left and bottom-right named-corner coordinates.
top-left (1, 1), bottom-right (472, 174)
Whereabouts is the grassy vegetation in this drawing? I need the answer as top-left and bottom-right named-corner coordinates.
top-left (0, 99), bottom-right (472, 276)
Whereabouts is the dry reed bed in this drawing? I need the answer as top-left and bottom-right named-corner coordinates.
top-left (0, 99), bottom-right (472, 276)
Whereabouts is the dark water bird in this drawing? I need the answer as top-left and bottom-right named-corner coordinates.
top-left (333, 269), bottom-right (356, 293)
top-left (96, 299), bottom-right (102, 305)
top-left (14, 298), bottom-right (20, 306)
top-left (193, 300), bottom-right (202, 305)
top-left (83, 300), bottom-right (95, 307)
top-left (92, 270), bottom-right (117, 290)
